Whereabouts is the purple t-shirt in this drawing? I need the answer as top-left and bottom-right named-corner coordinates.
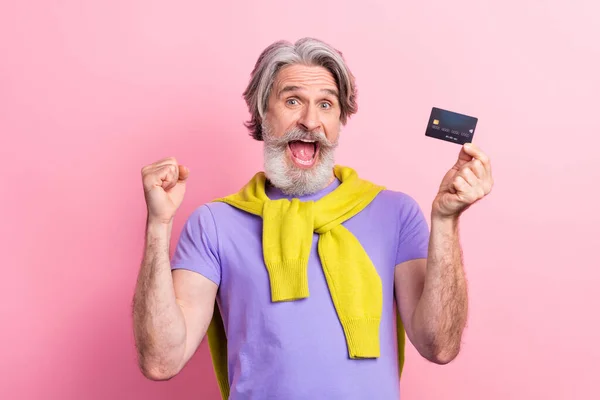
top-left (171, 178), bottom-right (430, 400)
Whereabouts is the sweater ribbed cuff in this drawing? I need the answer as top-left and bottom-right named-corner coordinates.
top-left (341, 318), bottom-right (381, 359)
top-left (267, 260), bottom-right (309, 302)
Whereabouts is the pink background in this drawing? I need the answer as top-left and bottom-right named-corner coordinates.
top-left (1, 1), bottom-right (598, 399)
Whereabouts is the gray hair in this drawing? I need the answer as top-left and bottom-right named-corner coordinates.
top-left (243, 37), bottom-right (358, 141)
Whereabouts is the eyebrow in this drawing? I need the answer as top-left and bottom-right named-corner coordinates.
top-left (278, 85), bottom-right (339, 99)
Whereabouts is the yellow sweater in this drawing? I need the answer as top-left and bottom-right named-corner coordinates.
top-left (207, 165), bottom-right (406, 399)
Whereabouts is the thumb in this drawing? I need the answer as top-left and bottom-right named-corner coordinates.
top-left (178, 165), bottom-right (190, 181)
top-left (455, 143), bottom-right (474, 166)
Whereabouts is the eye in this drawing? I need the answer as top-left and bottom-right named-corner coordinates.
top-left (286, 98), bottom-right (299, 106)
top-left (320, 102), bottom-right (332, 109)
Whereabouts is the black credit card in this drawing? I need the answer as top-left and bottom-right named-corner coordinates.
top-left (425, 107), bottom-right (478, 145)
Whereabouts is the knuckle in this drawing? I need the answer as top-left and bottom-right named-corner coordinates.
top-left (141, 167), bottom-right (153, 179)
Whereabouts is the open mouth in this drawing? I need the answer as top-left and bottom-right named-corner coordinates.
top-left (288, 139), bottom-right (319, 168)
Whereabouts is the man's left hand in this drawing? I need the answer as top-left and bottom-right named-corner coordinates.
top-left (432, 143), bottom-right (494, 219)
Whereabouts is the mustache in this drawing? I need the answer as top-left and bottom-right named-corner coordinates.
top-left (265, 127), bottom-right (337, 149)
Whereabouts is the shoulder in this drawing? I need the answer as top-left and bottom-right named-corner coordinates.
top-left (184, 203), bottom-right (216, 225)
top-left (183, 201), bottom-right (259, 237)
top-left (203, 201), bottom-right (256, 221)
top-left (374, 189), bottom-right (424, 212)
top-left (374, 189), bottom-right (430, 230)
top-left (376, 189), bottom-right (417, 203)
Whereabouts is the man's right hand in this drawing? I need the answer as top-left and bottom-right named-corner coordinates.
top-left (136, 157), bottom-right (217, 382)
top-left (141, 157), bottom-right (190, 225)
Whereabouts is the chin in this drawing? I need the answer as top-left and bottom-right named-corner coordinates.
top-left (264, 151), bottom-right (335, 197)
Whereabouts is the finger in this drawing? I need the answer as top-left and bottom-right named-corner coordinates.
top-left (467, 158), bottom-right (493, 194)
top-left (452, 176), bottom-right (469, 193)
top-left (468, 159), bottom-right (486, 179)
top-left (141, 157), bottom-right (177, 176)
top-left (463, 143), bottom-right (490, 169)
top-left (458, 166), bottom-right (479, 187)
top-left (156, 164), bottom-right (179, 191)
top-left (448, 182), bottom-right (457, 194)
top-left (153, 157), bottom-right (178, 168)
top-left (141, 157), bottom-right (178, 171)
top-left (455, 146), bottom-right (473, 167)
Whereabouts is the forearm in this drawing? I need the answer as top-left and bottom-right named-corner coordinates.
top-left (132, 219), bottom-right (187, 379)
top-left (412, 215), bottom-right (468, 363)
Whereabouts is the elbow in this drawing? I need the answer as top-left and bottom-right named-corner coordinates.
top-left (418, 342), bottom-right (461, 365)
top-left (133, 336), bottom-right (186, 381)
top-left (139, 362), bottom-right (180, 381)
top-left (412, 324), bottom-right (464, 365)
top-left (137, 353), bottom-right (183, 381)
top-left (426, 348), bottom-right (460, 365)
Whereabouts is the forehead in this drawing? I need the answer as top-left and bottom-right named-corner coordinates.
top-left (272, 64), bottom-right (338, 95)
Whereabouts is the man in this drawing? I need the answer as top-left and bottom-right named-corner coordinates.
top-left (133, 37), bottom-right (493, 399)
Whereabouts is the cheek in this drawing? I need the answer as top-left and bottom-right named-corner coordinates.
top-left (324, 118), bottom-right (341, 140)
top-left (264, 117), bottom-right (282, 137)
top-left (266, 109), bottom-right (297, 137)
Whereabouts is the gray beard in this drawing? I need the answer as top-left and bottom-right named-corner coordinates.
top-left (262, 122), bottom-right (338, 197)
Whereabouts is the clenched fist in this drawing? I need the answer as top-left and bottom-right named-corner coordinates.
top-left (432, 143), bottom-right (493, 219)
top-left (141, 157), bottom-right (190, 225)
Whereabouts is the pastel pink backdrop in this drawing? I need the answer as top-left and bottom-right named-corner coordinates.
top-left (1, 1), bottom-right (598, 399)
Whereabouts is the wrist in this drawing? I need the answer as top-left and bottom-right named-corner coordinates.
top-left (146, 216), bottom-right (173, 236)
top-left (430, 212), bottom-right (460, 230)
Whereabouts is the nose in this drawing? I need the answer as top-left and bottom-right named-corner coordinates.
top-left (297, 103), bottom-right (321, 132)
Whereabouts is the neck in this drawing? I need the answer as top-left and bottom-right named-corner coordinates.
top-left (325, 173), bottom-right (336, 186)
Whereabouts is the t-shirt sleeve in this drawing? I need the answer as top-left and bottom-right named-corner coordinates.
top-left (395, 195), bottom-right (430, 265)
top-left (171, 204), bottom-right (221, 286)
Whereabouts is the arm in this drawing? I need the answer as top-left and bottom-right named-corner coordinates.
top-left (132, 220), bottom-right (218, 380)
top-left (395, 143), bottom-right (493, 364)
top-left (394, 215), bottom-right (466, 364)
